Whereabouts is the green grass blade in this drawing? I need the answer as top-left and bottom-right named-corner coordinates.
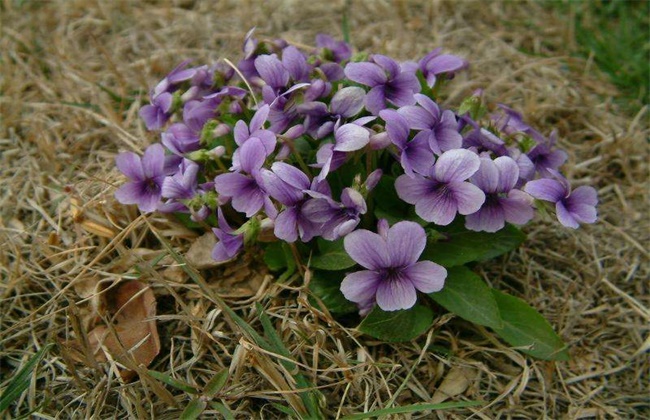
top-left (0, 343), bottom-right (54, 412)
top-left (340, 401), bottom-right (482, 420)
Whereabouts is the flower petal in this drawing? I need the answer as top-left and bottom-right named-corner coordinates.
top-left (334, 124), bottom-right (370, 152)
top-left (364, 85), bottom-right (386, 115)
top-left (524, 178), bottom-right (567, 203)
top-left (501, 190), bottom-right (535, 225)
top-left (340, 270), bottom-right (382, 303)
top-left (403, 261), bottom-right (446, 293)
top-left (395, 173), bottom-right (433, 204)
top-left (450, 182), bottom-right (486, 215)
top-left (254, 54), bottom-right (289, 89)
top-left (274, 207), bottom-right (299, 242)
top-left (331, 87), bottom-right (366, 118)
top-left (387, 221), bottom-right (427, 266)
top-left (494, 156), bottom-right (519, 193)
top-left (397, 105), bottom-right (435, 130)
top-left (344, 229), bottom-right (391, 270)
top-left (434, 149), bottom-right (480, 183)
top-left (142, 144), bottom-right (165, 179)
top-left (465, 202), bottom-right (505, 232)
top-left (344, 62), bottom-right (386, 87)
top-left (238, 138), bottom-right (267, 174)
top-left (375, 278), bottom-right (417, 311)
top-left (555, 201), bottom-right (579, 229)
top-left (379, 109), bottom-right (409, 148)
top-left (116, 152), bottom-right (144, 181)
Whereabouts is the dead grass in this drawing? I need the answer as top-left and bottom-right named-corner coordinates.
top-left (1, 0), bottom-right (648, 418)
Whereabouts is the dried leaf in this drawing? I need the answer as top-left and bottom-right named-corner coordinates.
top-left (85, 281), bottom-right (160, 380)
top-left (432, 366), bottom-right (477, 404)
top-left (185, 232), bottom-right (220, 270)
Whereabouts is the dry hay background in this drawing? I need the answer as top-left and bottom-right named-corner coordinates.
top-left (0, 0), bottom-right (648, 418)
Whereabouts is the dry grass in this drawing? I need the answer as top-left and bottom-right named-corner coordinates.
top-left (1, 0), bottom-right (648, 418)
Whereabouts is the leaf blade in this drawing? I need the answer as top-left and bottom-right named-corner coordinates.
top-left (358, 305), bottom-right (434, 342)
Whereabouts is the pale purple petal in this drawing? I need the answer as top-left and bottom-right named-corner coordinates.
top-left (403, 261), bottom-right (446, 293)
top-left (425, 54), bottom-right (466, 75)
top-left (282, 46), bottom-right (310, 81)
top-left (141, 144), bottom-right (165, 179)
top-left (434, 149), bottom-right (481, 183)
top-left (555, 201), bottom-right (580, 229)
top-left (414, 188), bottom-right (457, 225)
top-left (115, 182), bottom-right (145, 206)
top-left (340, 270), bottom-right (382, 303)
top-left (375, 278), bottom-right (417, 311)
top-left (365, 85), bottom-right (386, 115)
top-left (373, 54), bottom-right (401, 78)
top-left (524, 178), bottom-right (567, 203)
top-left (254, 55), bottom-right (289, 89)
top-left (568, 185), bottom-right (598, 207)
top-left (403, 132), bottom-right (435, 175)
top-left (250, 104), bottom-right (270, 133)
top-left (397, 105), bottom-right (435, 130)
top-left (116, 152), bottom-right (144, 181)
top-left (465, 202), bottom-right (506, 232)
top-left (386, 221), bottom-right (427, 266)
top-left (331, 87), bottom-right (366, 118)
top-left (494, 156), bottom-right (519, 193)
top-left (341, 188), bottom-right (367, 214)
top-left (334, 124), bottom-right (370, 152)
top-left (260, 169), bottom-right (303, 206)
top-left (344, 62), bottom-right (387, 87)
top-left (395, 174), bottom-right (433, 204)
top-left (414, 94), bottom-right (441, 120)
top-left (471, 157), bottom-right (499, 193)
top-left (450, 182), bottom-right (485, 215)
top-left (274, 207), bottom-right (299, 242)
top-left (501, 190), bottom-right (535, 225)
top-left (234, 120), bottom-right (249, 145)
top-left (214, 172), bottom-right (253, 197)
top-left (343, 229), bottom-right (391, 270)
top-left (271, 162), bottom-right (310, 190)
top-left (231, 182), bottom-right (265, 217)
top-left (385, 73), bottom-right (419, 106)
top-left (379, 109), bottom-right (409, 148)
top-left (238, 138), bottom-right (267, 174)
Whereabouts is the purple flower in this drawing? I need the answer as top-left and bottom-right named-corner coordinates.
top-left (214, 138), bottom-right (277, 218)
top-left (397, 94), bottom-right (462, 155)
top-left (526, 131), bottom-right (568, 177)
top-left (302, 188), bottom-right (367, 240)
top-left (115, 144), bottom-right (167, 212)
top-left (212, 208), bottom-right (244, 262)
top-left (262, 162), bottom-right (329, 242)
top-left (340, 220), bottom-right (447, 312)
top-left (162, 159), bottom-right (199, 200)
top-left (233, 104), bottom-right (277, 157)
top-left (395, 149), bottom-right (485, 225)
top-left (524, 172), bottom-right (598, 228)
top-left (315, 34), bottom-right (353, 63)
top-left (344, 55), bottom-right (420, 115)
top-left (379, 109), bottom-right (434, 177)
top-left (161, 123), bottom-right (200, 156)
top-left (417, 48), bottom-right (467, 88)
top-left (139, 92), bottom-right (173, 131)
top-left (254, 54), bottom-right (290, 90)
top-left (465, 156), bottom-right (535, 232)
top-left (299, 86), bottom-right (366, 138)
top-left (314, 122), bottom-right (371, 181)
top-left (282, 46), bottom-right (312, 82)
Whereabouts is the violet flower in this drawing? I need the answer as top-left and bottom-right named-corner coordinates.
top-left (526, 131), bottom-right (568, 177)
top-left (262, 162), bottom-right (329, 242)
top-left (341, 220), bottom-right (447, 312)
top-left (418, 47), bottom-right (467, 88)
top-left (139, 92), bottom-right (173, 131)
top-left (465, 156), bottom-right (534, 232)
top-left (344, 55), bottom-right (420, 115)
top-left (161, 159), bottom-right (199, 201)
top-left (161, 123), bottom-right (200, 156)
top-left (397, 94), bottom-right (462, 155)
top-left (315, 34), bottom-right (353, 63)
top-left (395, 149), bottom-right (485, 225)
top-left (212, 208), bottom-right (244, 262)
top-left (302, 188), bottom-right (367, 240)
top-left (214, 138), bottom-right (277, 218)
top-left (115, 144), bottom-right (167, 212)
top-left (233, 104), bottom-right (277, 157)
top-left (314, 122), bottom-right (371, 181)
top-left (299, 86), bottom-right (366, 138)
top-left (524, 172), bottom-right (598, 229)
top-left (379, 109), bottom-right (434, 177)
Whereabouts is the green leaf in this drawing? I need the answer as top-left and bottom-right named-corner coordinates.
top-left (202, 370), bottom-right (228, 399)
top-left (421, 221), bottom-right (525, 267)
top-left (210, 402), bottom-right (235, 420)
top-left (0, 344), bottom-right (54, 412)
top-left (491, 290), bottom-right (569, 361)
top-left (147, 370), bottom-right (199, 394)
top-left (429, 266), bottom-right (503, 329)
top-left (310, 238), bottom-right (356, 271)
top-left (308, 270), bottom-right (358, 315)
top-left (358, 305), bottom-right (434, 342)
top-left (340, 401), bottom-right (482, 420)
top-left (263, 242), bottom-right (288, 271)
top-left (180, 398), bottom-right (207, 420)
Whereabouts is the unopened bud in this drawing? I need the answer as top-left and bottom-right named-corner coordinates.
top-left (212, 123), bottom-right (231, 138)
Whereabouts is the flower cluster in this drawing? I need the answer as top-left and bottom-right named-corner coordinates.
top-left (115, 31), bottom-right (597, 314)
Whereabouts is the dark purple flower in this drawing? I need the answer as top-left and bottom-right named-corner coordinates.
top-left (254, 54), bottom-right (290, 90)
top-left (315, 34), bottom-right (353, 63)
top-left (341, 220), bottom-right (447, 312)
top-left (282, 46), bottom-right (312, 82)
top-left (524, 172), bottom-right (598, 228)
top-left (397, 94), bottom-right (462, 155)
top-left (302, 188), bottom-right (367, 240)
top-left (418, 48), bottom-right (468, 88)
top-left (526, 131), bottom-right (568, 177)
top-left (161, 123), bottom-right (200, 156)
top-left (465, 156), bottom-right (534, 232)
top-left (344, 55), bottom-right (420, 115)
top-left (395, 149), bottom-right (485, 225)
top-left (299, 86), bottom-right (366, 138)
top-left (462, 125), bottom-right (509, 157)
top-left (139, 92), bottom-right (173, 131)
top-left (233, 104), bottom-right (277, 157)
top-left (214, 138), bottom-right (277, 218)
top-left (182, 98), bottom-right (218, 133)
top-left (262, 162), bottom-right (329, 242)
top-left (379, 109), bottom-right (434, 177)
top-left (115, 144), bottom-right (167, 212)
top-left (162, 159), bottom-right (199, 200)
top-left (212, 208), bottom-right (244, 262)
